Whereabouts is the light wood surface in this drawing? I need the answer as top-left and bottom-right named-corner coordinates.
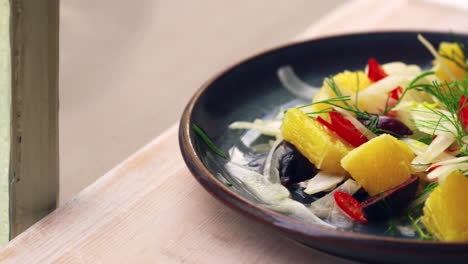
top-left (2, 0), bottom-right (468, 263)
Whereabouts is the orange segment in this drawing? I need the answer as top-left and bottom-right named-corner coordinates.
top-left (422, 171), bottom-right (468, 242)
top-left (435, 42), bottom-right (467, 82)
top-left (281, 108), bottom-right (352, 175)
top-left (341, 134), bottom-right (414, 196)
top-left (333, 71), bottom-right (372, 92)
top-left (310, 71), bottom-right (372, 117)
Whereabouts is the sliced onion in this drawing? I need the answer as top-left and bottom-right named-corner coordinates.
top-left (277, 66), bottom-right (319, 100)
top-left (304, 171), bottom-right (345, 195)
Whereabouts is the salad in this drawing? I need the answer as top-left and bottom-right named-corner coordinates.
top-left (196, 34), bottom-right (468, 242)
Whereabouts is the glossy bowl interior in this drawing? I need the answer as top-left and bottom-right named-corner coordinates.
top-left (179, 31), bottom-right (468, 264)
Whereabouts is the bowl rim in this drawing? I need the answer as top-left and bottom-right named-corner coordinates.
top-left (179, 30), bottom-right (468, 250)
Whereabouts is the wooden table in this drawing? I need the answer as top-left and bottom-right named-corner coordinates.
top-left (1, 0), bottom-right (468, 263)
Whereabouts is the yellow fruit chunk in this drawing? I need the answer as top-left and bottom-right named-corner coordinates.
top-left (309, 89), bottom-right (332, 119)
top-left (310, 71), bottom-right (372, 116)
top-left (333, 71), bottom-right (373, 92)
top-left (435, 42), bottom-right (468, 82)
top-left (282, 108), bottom-right (352, 175)
top-left (422, 171), bottom-right (468, 242)
top-left (341, 134), bottom-right (414, 196)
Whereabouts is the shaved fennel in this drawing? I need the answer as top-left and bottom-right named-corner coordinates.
top-left (309, 179), bottom-right (361, 218)
top-left (304, 171), bottom-right (346, 195)
top-left (229, 119), bottom-right (282, 138)
top-left (262, 138), bottom-right (283, 183)
top-left (418, 34), bottom-right (456, 82)
top-left (360, 76), bottom-right (413, 96)
top-left (412, 133), bottom-right (455, 171)
top-left (277, 65), bottom-right (319, 100)
top-left (427, 162), bottom-right (468, 184)
top-left (401, 138), bottom-right (455, 163)
top-left (382, 62), bottom-right (422, 77)
top-left (225, 162), bottom-right (334, 228)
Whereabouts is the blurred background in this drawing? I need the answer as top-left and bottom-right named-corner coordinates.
top-left (59, 0), bottom-right (346, 202)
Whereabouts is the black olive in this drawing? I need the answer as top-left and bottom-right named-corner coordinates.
top-left (352, 189), bottom-right (370, 203)
top-left (362, 175), bottom-right (419, 221)
top-left (279, 142), bottom-right (318, 187)
top-left (358, 114), bottom-right (412, 138)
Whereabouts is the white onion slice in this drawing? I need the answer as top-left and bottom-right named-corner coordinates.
top-left (304, 171), bottom-right (345, 195)
top-left (277, 65), bottom-right (319, 100)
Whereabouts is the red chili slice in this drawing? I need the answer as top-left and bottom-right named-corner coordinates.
top-left (427, 164), bottom-right (442, 172)
top-left (384, 86), bottom-right (403, 112)
top-left (334, 191), bottom-right (368, 223)
top-left (316, 116), bottom-right (335, 132)
top-left (445, 144), bottom-right (460, 153)
top-left (367, 58), bottom-right (388, 82)
top-left (390, 86), bottom-right (403, 100)
top-left (458, 95), bottom-right (468, 132)
top-left (329, 111), bottom-right (368, 147)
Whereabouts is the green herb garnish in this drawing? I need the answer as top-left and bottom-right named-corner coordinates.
top-left (300, 76), bottom-right (373, 119)
top-left (411, 78), bottom-right (468, 148)
top-left (385, 218), bottom-right (399, 236)
top-left (416, 134), bottom-right (434, 145)
top-left (408, 215), bottom-right (434, 240)
top-left (416, 182), bottom-right (439, 200)
top-left (192, 124), bottom-right (228, 159)
top-left (381, 71), bottom-right (436, 114)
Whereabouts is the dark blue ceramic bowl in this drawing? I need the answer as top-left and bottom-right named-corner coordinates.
top-left (179, 31), bottom-right (468, 264)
